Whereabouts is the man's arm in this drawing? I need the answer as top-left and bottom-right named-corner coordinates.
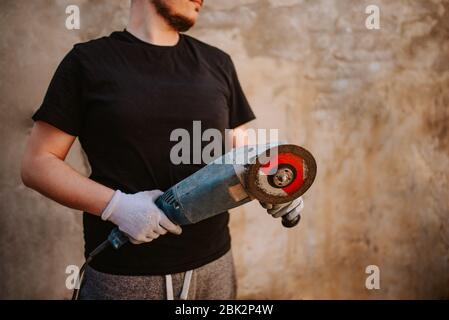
top-left (21, 121), bottom-right (114, 216)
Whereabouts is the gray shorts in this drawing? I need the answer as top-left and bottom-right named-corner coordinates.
top-left (79, 250), bottom-right (237, 300)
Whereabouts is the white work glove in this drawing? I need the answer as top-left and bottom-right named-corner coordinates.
top-left (101, 190), bottom-right (182, 244)
top-left (260, 196), bottom-right (304, 222)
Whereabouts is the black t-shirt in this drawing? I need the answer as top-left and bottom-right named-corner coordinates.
top-left (32, 30), bottom-right (255, 275)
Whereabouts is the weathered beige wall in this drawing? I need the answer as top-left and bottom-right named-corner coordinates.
top-left (1, 0), bottom-right (448, 299)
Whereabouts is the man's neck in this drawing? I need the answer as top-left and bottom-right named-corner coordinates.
top-left (127, 1), bottom-right (179, 46)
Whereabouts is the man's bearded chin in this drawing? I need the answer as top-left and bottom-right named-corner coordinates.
top-left (152, 0), bottom-right (196, 32)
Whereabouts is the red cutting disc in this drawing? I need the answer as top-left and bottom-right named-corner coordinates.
top-left (245, 144), bottom-right (317, 204)
top-left (259, 152), bottom-right (305, 195)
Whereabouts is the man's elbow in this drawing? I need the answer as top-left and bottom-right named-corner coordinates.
top-left (21, 161), bottom-right (31, 188)
top-left (21, 156), bottom-right (37, 188)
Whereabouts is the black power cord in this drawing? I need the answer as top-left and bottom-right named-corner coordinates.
top-left (71, 239), bottom-right (111, 300)
top-left (71, 228), bottom-right (129, 300)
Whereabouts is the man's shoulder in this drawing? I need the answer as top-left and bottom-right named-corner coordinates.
top-left (72, 35), bottom-right (111, 55)
top-left (183, 34), bottom-right (231, 63)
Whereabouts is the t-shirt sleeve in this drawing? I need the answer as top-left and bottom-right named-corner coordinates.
top-left (225, 56), bottom-right (256, 129)
top-left (32, 47), bottom-right (86, 136)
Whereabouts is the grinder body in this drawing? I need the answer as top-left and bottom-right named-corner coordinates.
top-left (156, 161), bottom-right (251, 225)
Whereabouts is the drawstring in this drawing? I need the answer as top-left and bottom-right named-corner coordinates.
top-left (165, 270), bottom-right (193, 300)
top-left (165, 274), bottom-right (174, 300)
top-left (180, 270), bottom-right (193, 300)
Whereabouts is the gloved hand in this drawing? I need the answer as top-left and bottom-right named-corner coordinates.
top-left (101, 190), bottom-right (182, 244)
top-left (260, 196), bottom-right (304, 224)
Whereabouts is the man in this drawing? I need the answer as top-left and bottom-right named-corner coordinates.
top-left (21, 0), bottom-right (303, 300)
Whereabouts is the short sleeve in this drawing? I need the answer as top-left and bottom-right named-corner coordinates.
top-left (32, 47), bottom-right (86, 136)
top-left (225, 56), bottom-right (256, 129)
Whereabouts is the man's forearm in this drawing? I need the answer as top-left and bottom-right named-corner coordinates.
top-left (21, 154), bottom-right (114, 216)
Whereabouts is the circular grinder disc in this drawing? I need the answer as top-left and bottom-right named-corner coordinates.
top-left (245, 144), bottom-right (317, 204)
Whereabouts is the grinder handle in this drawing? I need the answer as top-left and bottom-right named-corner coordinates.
top-left (280, 197), bottom-right (302, 228)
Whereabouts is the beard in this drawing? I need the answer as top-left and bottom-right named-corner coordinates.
top-left (151, 0), bottom-right (196, 32)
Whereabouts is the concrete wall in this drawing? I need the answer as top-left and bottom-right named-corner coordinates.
top-left (1, 0), bottom-right (448, 299)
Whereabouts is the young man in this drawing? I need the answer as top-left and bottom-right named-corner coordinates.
top-left (21, 0), bottom-right (303, 299)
